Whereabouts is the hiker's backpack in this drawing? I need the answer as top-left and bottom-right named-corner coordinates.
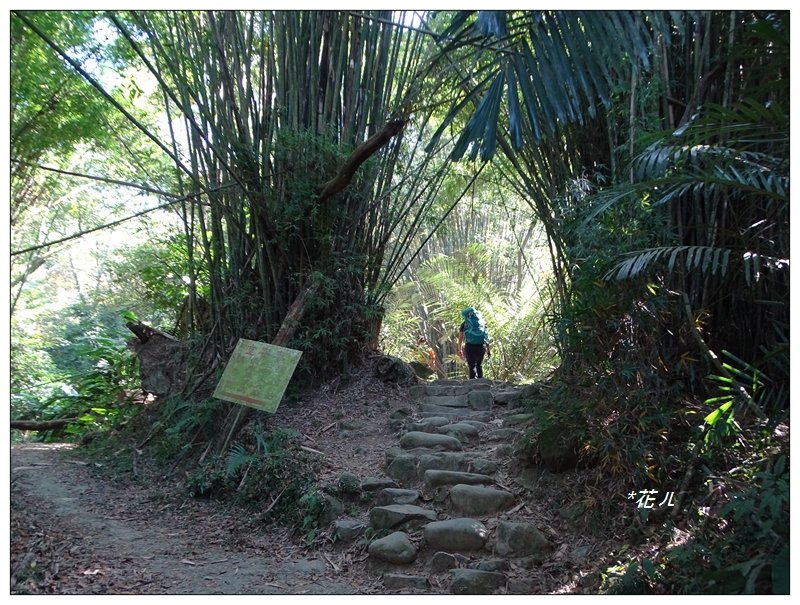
top-left (463, 309), bottom-right (488, 345)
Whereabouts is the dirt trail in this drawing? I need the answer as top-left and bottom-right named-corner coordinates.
top-left (10, 443), bottom-right (364, 595)
top-left (10, 370), bottom-right (606, 595)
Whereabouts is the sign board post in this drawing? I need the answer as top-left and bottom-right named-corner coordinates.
top-left (213, 339), bottom-right (302, 413)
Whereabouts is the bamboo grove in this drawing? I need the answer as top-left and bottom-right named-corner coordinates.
top-left (12, 10), bottom-right (788, 414)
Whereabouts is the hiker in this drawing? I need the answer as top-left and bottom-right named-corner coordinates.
top-left (415, 336), bottom-right (437, 371)
top-left (457, 307), bottom-right (491, 379)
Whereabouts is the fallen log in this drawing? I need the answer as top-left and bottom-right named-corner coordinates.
top-left (10, 418), bottom-right (78, 431)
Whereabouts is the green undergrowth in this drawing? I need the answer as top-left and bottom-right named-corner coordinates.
top-left (516, 373), bottom-right (789, 595)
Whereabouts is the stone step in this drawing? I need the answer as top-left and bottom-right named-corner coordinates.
top-left (375, 488), bottom-right (420, 506)
top-left (448, 484), bottom-right (515, 517)
top-left (419, 407), bottom-right (493, 422)
top-left (482, 428), bottom-right (522, 443)
top-left (383, 573), bottom-right (429, 591)
top-left (400, 431), bottom-right (462, 451)
top-left (361, 477), bottom-right (398, 492)
top-left (424, 385), bottom-right (474, 397)
top-left (423, 469), bottom-right (494, 489)
top-left (494, 521), bottom-right (554, 558)
top-left (422, 395), bottom-right (470, 408)
top-left (502, 412), bottom-right (536, 426)
top-left (449, 569), bottom-right (507, 595)
top-left (385, 449), bottom-right (501, 487)
top-left (417, 452), bottom-right (498, 478)
top-left (424, 518), bottom-right (489, 551)
top-left (436, 422), bottom-right (482, 443)
top-left (406, 417), bottom-right (450, 433)
top-left (368, 531), bottom-right (417, 564)
top-left (369, 504), bottom-right (438, 531)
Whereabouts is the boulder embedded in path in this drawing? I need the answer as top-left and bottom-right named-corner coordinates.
top-left (369, 504), bottom-right (437, 530)
top-left (375, 488), bottom-right (420, 506)
top-left (449, 568), bottom-right (507, 594)
top-left (449, 484), bottom-right (515, 517)
top-left (424, 518), bottom-right (489, 551)
top-left (423, 469), bottom-right (494, 489)
top-left (494, 521), bottom-right (553, 557)
top-left (368, 531), bottom-right (418, 564)
top-left (400, 431), bottom-right (462, 451)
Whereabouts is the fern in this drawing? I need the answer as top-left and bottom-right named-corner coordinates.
top-left (225, 442), bottom-right (253, 477)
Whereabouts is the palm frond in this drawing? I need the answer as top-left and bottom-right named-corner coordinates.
top-left (434, 10), bottom-right (674, 159)
top-left (605, 245), bottom-right (789, 285)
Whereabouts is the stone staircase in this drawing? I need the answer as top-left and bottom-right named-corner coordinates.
top-left (331, 379), bottom-right (551, 594)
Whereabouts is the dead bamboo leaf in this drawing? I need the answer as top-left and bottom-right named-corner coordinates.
top-left (181, 559), bottom-right (196, 566)
top-left (300, 445), bottom-right (325, 456)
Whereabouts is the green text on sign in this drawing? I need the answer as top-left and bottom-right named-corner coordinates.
top-left (213, 339), bottom-right (302, 413)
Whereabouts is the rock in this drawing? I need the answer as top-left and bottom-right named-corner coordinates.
top-left (385, 453), bottom-right (418, 484)
top-left (503, 413), bottom-right (536, 426)
top-left (492, 444), bottom-right (514, 458)
top-left (389, 407), bottom-right (414, 431)
top-left (375, 488), bottom-right (420, 506)
top-left (449, 484), bottom-right (514, 517)
top-left (507, 578), bottom-right (536, 593)
top-left (467, 458), bottom-right (499, 475)
top-left (334, 519), bottom-right (366, 542)
top-left (491, 389), bottom-right (525, 406)
top-left (437, 422), bottom-right (481, 443)
top-left (338, 472), bottom-right (361, 494)
top-left (369, 504), bottom-right (437, 530)
top-left (400, 431), bottom-right (462, 451)
top-left (375, 355), bottom-right (418, 386)
top-left (482, 428), bottom-right (522, 442)
top-left (494, 521), bottom-right (553, 557)
top-left (430, 551), bottom-right (458, 573)
top-left (407, 417), bottom-right (450, 432)
top-left (572, 545), bottom-right (592, 562)
top-left (368, 531), bottom-right (417, 564)
top-left (337, 419), bottom-right (363, 431)
top-left (361, 477), bottom-right (398, 492)
top-left (468, 390), bottom-right (494, 411)
top-left (419, 404), bottom-right (465, 416)
top-left (449, 568), bottom-right (506, 594)
top-left (410, 360), bottom-right (436, 379)
top-left (473, 559), bottom-right (509, 572)
top-left (385, 446), bottom-right (402, 465)
top-left (417, 452), bottom-right (468, 475)
top-left (536, 422), bottom-right (581, 472)
top-left (423, 395), bottom-right (470, 408)
top-left (319, 494), bottom-right (343, 526)
top-left (424, 518), bottom-right (489, 551)
top-left (559, 502), bottom-right (586, 525)
top-left (423, 469), bottom-right (494, 489)
top-left (424, 384), bottom-right (474, 396)
top-left (383, 573), bottom-right (429, 590)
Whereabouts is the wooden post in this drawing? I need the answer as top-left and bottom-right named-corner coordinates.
top-left (216, 278), bottom-right (321, 455)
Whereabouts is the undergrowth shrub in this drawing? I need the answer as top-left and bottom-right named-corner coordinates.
top-left (185, 424), bottom-right (326, 542)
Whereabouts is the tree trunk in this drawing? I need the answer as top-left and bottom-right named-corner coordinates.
top-left (11, 418), bottom-right (78, 431)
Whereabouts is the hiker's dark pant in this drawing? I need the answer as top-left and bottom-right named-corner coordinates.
top-left (464, 343), bottom-right (486, 379)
